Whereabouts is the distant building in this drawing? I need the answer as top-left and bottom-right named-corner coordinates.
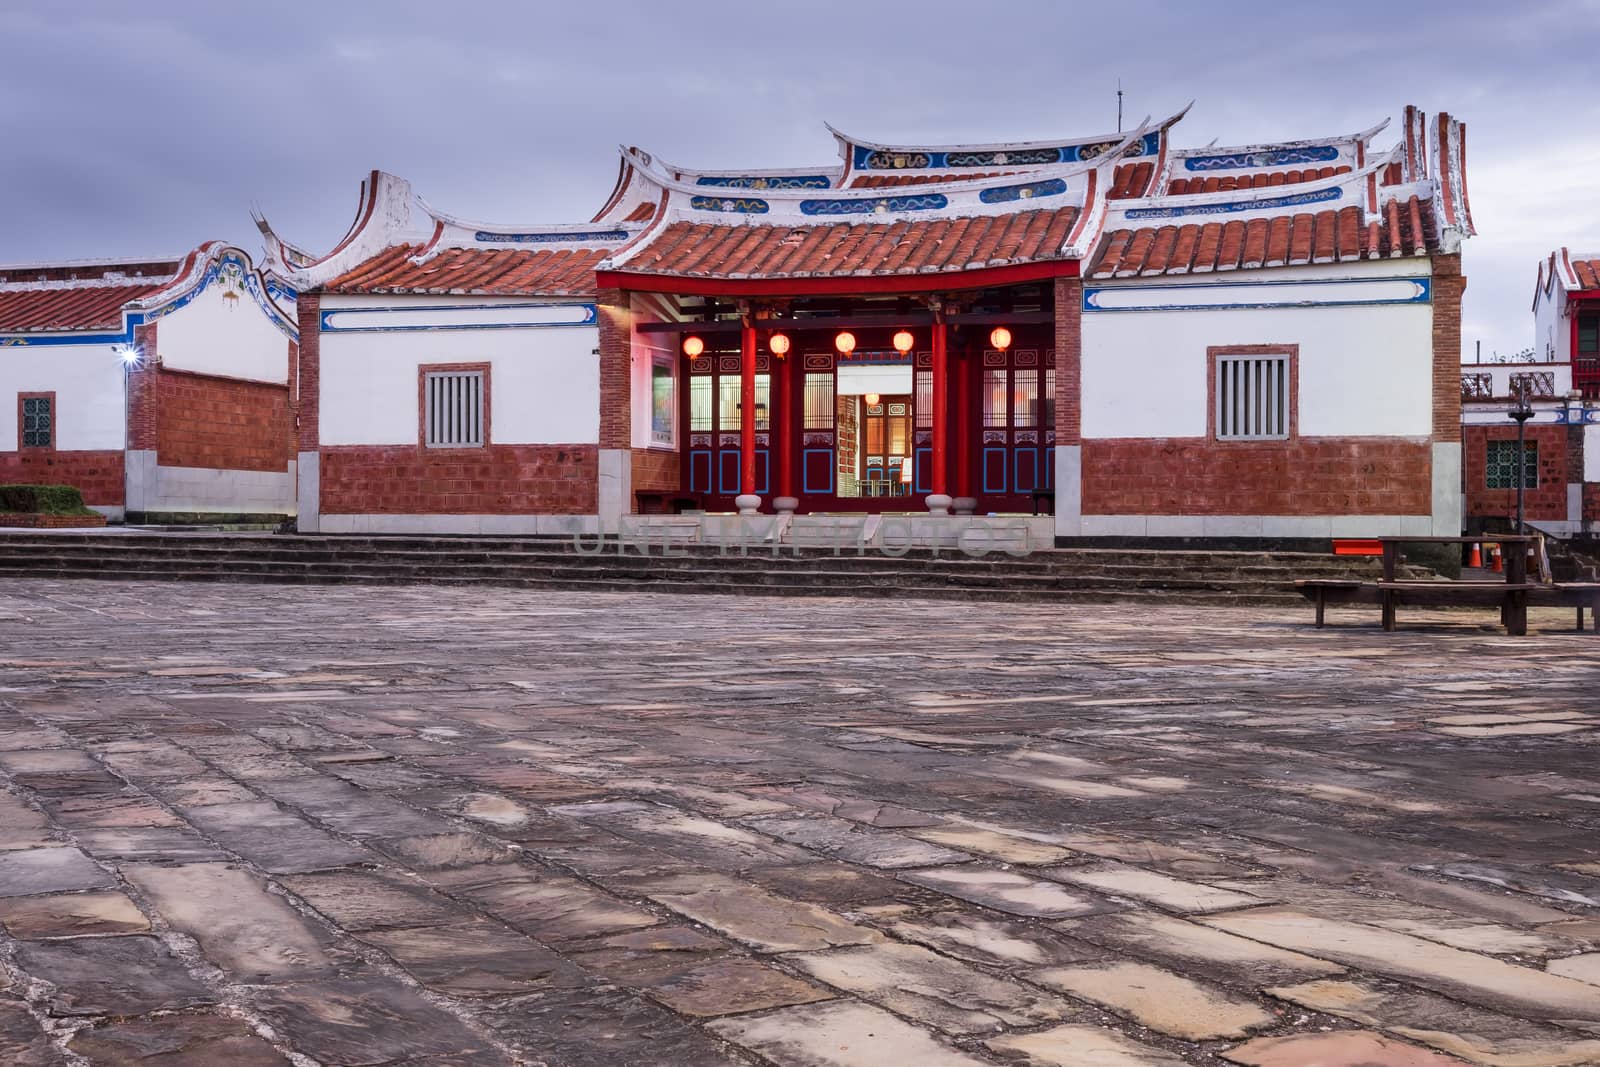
top-left (0, 244), bottom-right (298, 522)
top-left (1459, 251), bottom-right (1600, 536)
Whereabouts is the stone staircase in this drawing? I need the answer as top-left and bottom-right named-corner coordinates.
top-left (0, 531), bottom-right (1425, 606)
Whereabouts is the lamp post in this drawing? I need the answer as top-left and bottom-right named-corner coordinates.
top-left (1507, 381), bottom-right (1534, 534)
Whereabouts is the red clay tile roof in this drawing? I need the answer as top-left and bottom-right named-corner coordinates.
top-left (1573, 259), bottom-right (1600, 290)
top-left (1165, 166), bottom-right (1351, 197)
top-left (0, 282), bottom-right (167, 333)
top-left (1109, 162), bottom-right (1156, 200)
top-left (623, 202), bottom-right (657, 222)
top-left (321, 244), bottom-right (610, 295)
top-left (1090, 198), bottom-right (1436, 278)
top-left (616, 206), bottom-right (1083, 279)
top-left (848, 171), bottom-right (1012, 189)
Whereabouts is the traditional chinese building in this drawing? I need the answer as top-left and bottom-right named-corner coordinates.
top-left (0, 244), bottom-right (299, 522)
top-left (265, 103), bottom-right (1474, 545)
top-left (1459, 250), bottom-right (1600, 536)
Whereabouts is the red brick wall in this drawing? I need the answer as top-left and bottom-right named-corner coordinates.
top-left (154, 368), bottom-right (292, 472)
top-left (0, 451), bottom-right (125, 506)
top-left (1053, 276), bottom-right (1082, 446)
top-left (597, 289), bottom-right (630, 450)
top-left (1432, 255), bottom-right (1465, 443)
top-left (296, 294), bottom-right (320, 452)
top-left (631, 449), bottom-right (678, 494)
top-left (1461, 424), bottom-right (1569, 523)
top-left (319, 444), bottom-right (597, 514)
top-left (127, 321), bottom-right (158, 450)
top-left (1082, 437), bottom-right (1431, 515)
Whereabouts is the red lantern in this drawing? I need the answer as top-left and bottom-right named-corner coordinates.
top-left (835, 331), bottom-right (856, 356)
top-left (683, 335), bottom-right (705, 357)
top-left (989, 326), bottom-right (1012, 352)
top-left (864, 392), bottom-right (881, 407)
top-left (768, 332), bottom-right (790, 357)
top-left (892, 329), bottom-right (914, 354)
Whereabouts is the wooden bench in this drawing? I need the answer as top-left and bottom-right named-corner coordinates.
top-left (1297, 578), bottom-right (1600, 635)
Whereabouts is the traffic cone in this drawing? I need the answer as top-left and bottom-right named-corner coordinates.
top-left (1490, 544), bottom-right (1504, 573)
top-left (1467, 542), bottom-right (1482, 568)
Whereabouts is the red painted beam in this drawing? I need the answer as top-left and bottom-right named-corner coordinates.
top-left (596, 259), bottom-right (1079, 299)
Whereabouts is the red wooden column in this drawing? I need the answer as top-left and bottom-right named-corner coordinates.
top-left (955, 347), bottom-right (971, 499)
top-left (929, 304), bottom-right (951, 508)
top-left (739, 313), bottom-right (758, 510)
top-left (778, 338), bottom-right (796, 502)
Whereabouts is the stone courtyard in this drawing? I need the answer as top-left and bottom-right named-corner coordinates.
top-left (0, 579), bottom-right (1598, 1066)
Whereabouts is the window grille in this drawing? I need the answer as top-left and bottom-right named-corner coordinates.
top-left (424, 371), bottom-right (484, 448)
top-left (981, 368), bottom-right (1008, 427)
top-left (689, 377), bottom-right (712, 431)
top-left (1486, 440), bottom-right (1538, 490)
top-left (804, 374), bottom-right (835, 429)
top-left (1216, 355), bottom-right (1289, 440)
top-left (21, 396), bottom-right (51, 448)
top-left (915, 370), bottom-right (932, 428)
top-left (1012, 369), bottom-right (1039, 429)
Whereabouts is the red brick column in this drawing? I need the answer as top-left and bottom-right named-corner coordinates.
top-left (126, 321), bottom-right (159, 451)
top-left (1431, 255), bottom-right (1464, 444)
top-left (1054, 275), bottom-right (1082, 446)
top-left (597, 288), bottom-right (631, 451)
top-left (296, 294), bottom-right (321, 452)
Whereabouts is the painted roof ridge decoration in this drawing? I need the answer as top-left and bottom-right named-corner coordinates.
top-left (0, 256), bottom-right (183, 287)
top-left (616, 119), bottom-right (1153, 222)
top-left (0, 242), bottom-right (295, 340)
top-left (256, 170), bottom-right (430, 290)
top-left (414, 195), bottom-right (643, 248)
top-left (123, 241), bottom-right (299, 342)
top-left (319, 242), bottom-right (609, 298)
top-left (1428, 110), bottom-right (1475, 249)
top-left (1110, 143), bottom-right (1402, 227)
top-left (825, 104), bottom-right (1190, 172)
top-left (1170, 118), bottom-right (1391, 168)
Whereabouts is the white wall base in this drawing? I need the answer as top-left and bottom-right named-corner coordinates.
top-left (88, 505), bottom-right (125, 521)
top-left (145, 463), bottom-right (296, 515)
top-left (297, 451), bottom-right (320, 533)
top-left (598, 448), bottom-right (630, 534)
top-left (124, 449), bottom-right (156, 515)
top-left (1053, 444), bottom-right (1082, 542)
top-left (1431, 441), bottom-right (1463, 536)
top-left (316, 513), bottom-right (600, 536)
top-left (1060, 514), bottom-right (1435, 538)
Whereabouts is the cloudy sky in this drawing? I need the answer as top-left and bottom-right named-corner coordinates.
top-left (3, 1), bottom-right (1596, 360)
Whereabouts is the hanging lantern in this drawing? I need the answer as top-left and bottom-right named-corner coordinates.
top-left (989, 326), bottom-right (1012, 352)
top-left (892, 329), bottom-right (915, 354)
top-left (864, 392), bottom-right (881, 407)
top-left (834, 331), bottom-right (856, 356)
top-left (682, 335), bottom-right (704, 358)
top-left (768, 332), bottom-right (790, 357)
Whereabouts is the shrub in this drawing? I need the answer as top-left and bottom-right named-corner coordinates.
top-left (0, 484), bottom-right (94, 515)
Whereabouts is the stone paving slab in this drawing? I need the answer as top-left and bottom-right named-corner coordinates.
top-left (1, 580), bottom-right (1600, 1065)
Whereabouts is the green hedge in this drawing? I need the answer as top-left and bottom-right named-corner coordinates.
top-left (0, 484), bottom-right (94, 515)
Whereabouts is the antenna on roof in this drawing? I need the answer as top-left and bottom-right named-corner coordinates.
top-left (1116, 79), bottom-right (1124, 133)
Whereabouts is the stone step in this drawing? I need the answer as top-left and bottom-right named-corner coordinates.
top-left (0, 562), bottom-right (1304, 605)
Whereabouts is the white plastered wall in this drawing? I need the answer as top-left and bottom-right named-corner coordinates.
top-left (318, 297), bottom-right (600, 447)
top-left (0, 342), bottom-right (125, 450)
top-left (154, 279), bottom-right (291, 384)
top-left (1081, 264), bottom-right (1435, 440)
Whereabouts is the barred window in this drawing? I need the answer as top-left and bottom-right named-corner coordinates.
top-left (915, 370), bottom-right (932, 428)
top-left (1043, 369), bottom-right (1056, 428)
top-left (689, 376), bottom-right (713, 431)
top-left (1216, 355), bottom-right (1289, 440)
top-left (1012, 369), bottom-right (1040, 429)
top-left (804, 373), bottom-right (835, 429)
top-left (21, 396), bottom-right (51, 448)
top-left (1486, 440), bottom-right (1538, 490)
top-left (982, 368), bottom-right (1008, 427)
top-left (424, 371), bottom-right (484, 448)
